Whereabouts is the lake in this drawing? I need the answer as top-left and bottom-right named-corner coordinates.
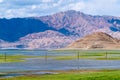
top-left (0, 50), bottom-right (120, 72)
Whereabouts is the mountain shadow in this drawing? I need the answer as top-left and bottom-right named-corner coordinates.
top-left (0, 18), bottom-right (55, 42)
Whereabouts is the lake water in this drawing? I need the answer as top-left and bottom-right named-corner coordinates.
top-left (0, 50), bottom-right (120, 72)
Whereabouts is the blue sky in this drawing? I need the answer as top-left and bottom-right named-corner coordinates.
top-left (0, 0), bottom-right (120, 18)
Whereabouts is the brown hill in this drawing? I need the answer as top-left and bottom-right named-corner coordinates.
top-left (67, 32), bottom-right (120, 50)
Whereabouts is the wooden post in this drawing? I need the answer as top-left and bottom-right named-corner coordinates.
top-left (105, 51), bottom-right (107, 59)
top-left (45, 51), bottom-right (47, 63)
top-left (77, 51), bottom-right (80, 70)
top-left (77, 51), bottom-right (79, 60)
top-left (4, 53), bottom-right (7, 62)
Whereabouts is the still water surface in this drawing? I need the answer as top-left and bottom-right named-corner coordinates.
top-left (0, 50), bottom-right (120, 72)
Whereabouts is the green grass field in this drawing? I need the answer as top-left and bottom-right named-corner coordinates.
top-left (1, 70), bottom-right (120, 80)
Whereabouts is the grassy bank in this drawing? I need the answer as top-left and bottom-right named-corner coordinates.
top-left (51, 50), bottom-right (120, 60)
top-left (1, 70), bottom-right (120, 80)
top-left (0, 54), bottom-right (40, 63)
top-left (0, 50), bottom-right (120, 62)
top-left (0, 50), bottom-right (120, 61)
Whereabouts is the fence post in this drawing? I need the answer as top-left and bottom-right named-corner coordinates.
top-left (77, 51), bottom-right (80, 70)
top-left (77, 51), bottom-right (79, 60)
top-left (4, 53), bottom-right (7, 62)
top-left (45, 51), bottom-right (48, 63)
top-left (105, 51), bottom-right (107, 59)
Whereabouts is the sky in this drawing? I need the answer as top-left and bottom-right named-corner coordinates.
top-left (0, 0), bottom-right (120, 18)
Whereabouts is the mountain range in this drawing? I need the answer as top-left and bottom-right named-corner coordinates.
top-left (0, 10), bottom-right (120, 49)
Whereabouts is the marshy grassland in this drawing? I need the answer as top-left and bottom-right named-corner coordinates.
top-left (51, 50), bottom-right (120, 60)
top-left (0, 50), bottom-right (120, 63)
top-left (0, 54), bottom-right (41, 63)
top-left (0, 50), bottom-right (120, 80)
top-left (1, 70), bottom-right (120, 80)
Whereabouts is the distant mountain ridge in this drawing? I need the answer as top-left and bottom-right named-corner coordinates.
top-left (0, 18), bottom-right (53, 42)
top-left (0, 10), bottom-right (120, 49)
top-left (38, 10), bottom-right (120, 37)
top-left (19, 30), bottom-right (74, 49)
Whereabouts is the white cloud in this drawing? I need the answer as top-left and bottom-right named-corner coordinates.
top-left (83, 0), bottom-right (120, 16)
top-left (0, 0), bottom-right (120, 18)
top-left (52, 0), bottom-right (63, 7)
top-left (31, 5), bottom-right (37, 10)
top-left (61, 2), bottom-right (85, 11)
top-left (0, 0), bottom-right (3, 3)
top-left (41, 0), bottom-right (54, 3)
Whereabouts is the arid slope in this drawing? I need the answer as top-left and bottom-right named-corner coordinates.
top-left (67, 32), bottom-right (120, 49)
